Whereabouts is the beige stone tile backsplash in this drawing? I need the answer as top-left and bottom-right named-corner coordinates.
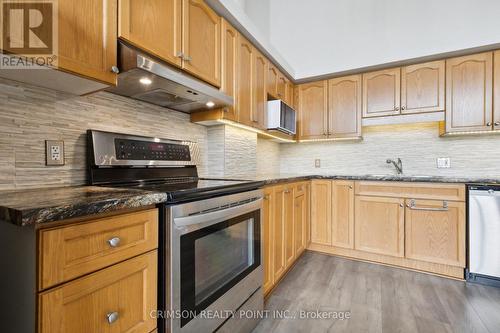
top-left (0, 78), bottom-right (208, 190)
top-left (280, 123), bottom-right (500, 177)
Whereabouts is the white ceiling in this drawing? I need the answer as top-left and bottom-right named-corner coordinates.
top-left (216, 0), bottom-right (500, 80)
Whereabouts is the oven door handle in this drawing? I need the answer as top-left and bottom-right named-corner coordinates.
top-left (173, 198), bottom-right (262, 230)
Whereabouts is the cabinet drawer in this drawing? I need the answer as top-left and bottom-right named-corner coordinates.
top-left (39, 209), bottom-right (158, 290)
top-left (39, 251), bottom-right (157, 333)
top-left (355, 181), bottom-right (465, 201)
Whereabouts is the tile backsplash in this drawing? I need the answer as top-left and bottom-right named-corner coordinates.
top-left (0, 79), bottom-right (208, 190)
top-left (280, 123), bottom-right (500, 177)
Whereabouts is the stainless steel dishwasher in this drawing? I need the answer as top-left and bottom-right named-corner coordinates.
top-left (468, 185), bottom-right (500, 286)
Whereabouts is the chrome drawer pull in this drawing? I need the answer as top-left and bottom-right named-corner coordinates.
top-left (407, 199), bottom-right (448, 211)
top-left (107, 237), bottom-right (121, 248)
top-left (106, 311), bottom-right (119, 324)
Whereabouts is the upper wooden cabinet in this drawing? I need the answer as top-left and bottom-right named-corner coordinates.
top-left (405, 199), bottom-right (465, 267)
top-left (119, 0), bottom-right (182, 67)
top-left (297, 81), bottom-right (329, 140)
top-left (253, 50), bottom-right (268, 129)
top-left (267, 64), bottom-right (279, 99)
top-left (220, 19), bottom-right (238, 121)
top-left (493, 51), bottom-right (500, 130)
top-left (362, 68), bottom-right (401, 118)
top-left (236, 35), bottom-right (254, 127)
top-left (286, 80), bottom-right (295, 107)
top-left (59, 0), bottom-right (118, 85)
top-left (401, 61), bottom-right (445, 114)
top-left (355, 195), bottom-right (405, 258)
top-left (445, 52), bottom-right (493, 133)
top-left (182, 0), bottom-right (221, 87)
top-left (331, 181), bottom-right (355, 249)
top-left (328, 75), bottom-right (362, 138)
top-left (277, 73), bottom-right (287, 100)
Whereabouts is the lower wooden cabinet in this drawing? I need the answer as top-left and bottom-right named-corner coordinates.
top-left (354, 196), bottom-right (405, 258)
top-left (263, 182), bottom-right (310, 295)
top-left (308, 180), bottom-right (466, 279)
top-left (39, 250), bottom-right (157, 333)
top-left (405, 199), bottom-right (465, 266)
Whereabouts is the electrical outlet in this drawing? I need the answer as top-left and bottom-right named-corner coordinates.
top-left (315, 159), bottom-right (321, 168)
top-left (46, 140), bottom-right (65, 166)
top-left (437, 157), bottom-right (450, 169)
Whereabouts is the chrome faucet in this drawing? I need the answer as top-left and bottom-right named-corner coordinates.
top-left (386, 158), bottom-right (403, 175)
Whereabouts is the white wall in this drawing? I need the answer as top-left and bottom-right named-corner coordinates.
top-left (238, 0), bottom-right (500, 79)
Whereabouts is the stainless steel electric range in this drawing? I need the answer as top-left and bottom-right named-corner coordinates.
top-left (87, 130), bottom-right (264, 333)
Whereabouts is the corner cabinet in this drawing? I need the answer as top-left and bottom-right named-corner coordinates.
top-left (362, 68), bottom-right (401, 118)
top-left (297, 81), bottom-right (329, 140)
top-left (444, 52), bottom-right (493, 133)
top-left (182, 0), bottom-right (221, 87)
top-left (59, 0), bottom-right (118, 85)
top-left (119, 0), bottom-right (182, 67)
top-left (328, 75), bottom-right (362, 138)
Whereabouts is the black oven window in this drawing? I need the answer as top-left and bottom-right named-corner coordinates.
top-left (180, 210), bottom-right (261, 327)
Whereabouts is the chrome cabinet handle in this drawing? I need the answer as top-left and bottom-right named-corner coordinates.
top-left (176, 52), bottom-right (184, 59)
top-left (395, 107), bottom-right (400, 111)
top-left (107, 237), bottom-right (121, 248)
top-left (495, 122), bottom-right (500, 126)
top-left (407, 199), bottom-right (448, 211)
top-left (487, 122), bottom-right (492, 127)
top-left (348, 185), bottom-right (353, 189)
top-left (399, 203), bottom-right (404, 207)
top-left (401, 106), bottom-right (406, 110)
top-left (110, 66), bottom-right (119, 74)
top-left (106, 312), bottom-right (119, 324)
top-left (183, 55), bottom-right (192, 62)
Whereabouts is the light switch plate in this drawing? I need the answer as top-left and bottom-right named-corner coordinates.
top-left (46, 140), bottom-right (65, 166)
top-left (437, 157), bottom-right (450, 169)
top-left (315, 159), bottom-right (321, 168)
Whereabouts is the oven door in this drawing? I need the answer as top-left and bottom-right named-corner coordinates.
top-left (169, 191), bottom-right (263, 333)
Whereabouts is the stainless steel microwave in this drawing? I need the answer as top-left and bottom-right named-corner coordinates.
top-left (266, 100), bottom-right (296, 135)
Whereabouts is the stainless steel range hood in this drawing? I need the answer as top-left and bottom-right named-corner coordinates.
top-left (106, 43), bottom-right (233, 113)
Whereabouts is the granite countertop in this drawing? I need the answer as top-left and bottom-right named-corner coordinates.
top-left (0, 186), bottom-right (168, 227)
top-left (249, 173), bottom-right (500, 185)
top-left (1, 174), bottom-right (499, 227)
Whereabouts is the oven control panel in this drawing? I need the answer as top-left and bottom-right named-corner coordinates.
top-left (115, 138), bottom-right (191, 161)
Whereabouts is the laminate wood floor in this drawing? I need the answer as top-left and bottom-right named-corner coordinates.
top-left (253, 251), bottom-right (500, 333)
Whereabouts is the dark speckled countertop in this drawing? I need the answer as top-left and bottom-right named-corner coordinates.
top-left (1, 174), bottom-right (499, 227)
top-left (0, 186), bottom-right (167, 227)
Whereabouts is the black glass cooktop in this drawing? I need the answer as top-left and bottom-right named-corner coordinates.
top-left (112, 178), bottom-right (264, 203)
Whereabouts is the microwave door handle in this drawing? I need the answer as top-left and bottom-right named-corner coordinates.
top-left (174, 198), bottom-right (262, 229)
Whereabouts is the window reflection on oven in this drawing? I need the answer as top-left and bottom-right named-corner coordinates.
top-left (180, 211), bottom-right (261, 327)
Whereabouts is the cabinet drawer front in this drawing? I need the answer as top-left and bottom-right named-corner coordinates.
top-left (40, 209), bottom-right (158, 290)
top-left (355, 181), bottom-right (465, 201)
top-left (405, 200), bottom-right (465, 267)
top-left (39, 251), bottom-right (157, 333)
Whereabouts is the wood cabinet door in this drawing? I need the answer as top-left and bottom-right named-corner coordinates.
top-left (362, 68), bottom-right (401, 118)
top-left (39, 251), bottom-right (157, 333)
top-left (59, 0), bottom-right (118, 85)
top-left (445, 52), bottom-right (493, 133)
top-left (220, 18), bottom-right (238, 121)
top-left (272, 186), bottom-right (286, 281)
top-left (182, 0), bottom-right (221, 87)
top-left (328, 75), bottom-right (362, 138)
top-left (286, 80), bottom-right (294, 107)
top-left (262, 188), bottom-right (274, 294)
top-left (401, 60), bottom-right (445, 114)
top-left (277, 73), bottom-right (287, 100)
top-left (355, 196), bottom-right (405, 257)
top-left (297, 81), bottom-right (329, 140)
top-left (310, 180), bottom-right (332, 245)
top-left (331, 181), bottom-right (355, 249)
top-left (236, 36), bottom-right (254, 126)
top-left (293, 186), bottom-right (307, 256)
top-left (284, 186), bottom-right (295, 268)
top-left (405, 199), bottom-right (465, 267)
top-left (253, 50), bottom-right (267, 129)
top-left (494, 51), bottom-right (500, 130)
top-left (267, 64), bottom-right (279, 98)
top-left (119, 0), bottom-right (182, 68)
